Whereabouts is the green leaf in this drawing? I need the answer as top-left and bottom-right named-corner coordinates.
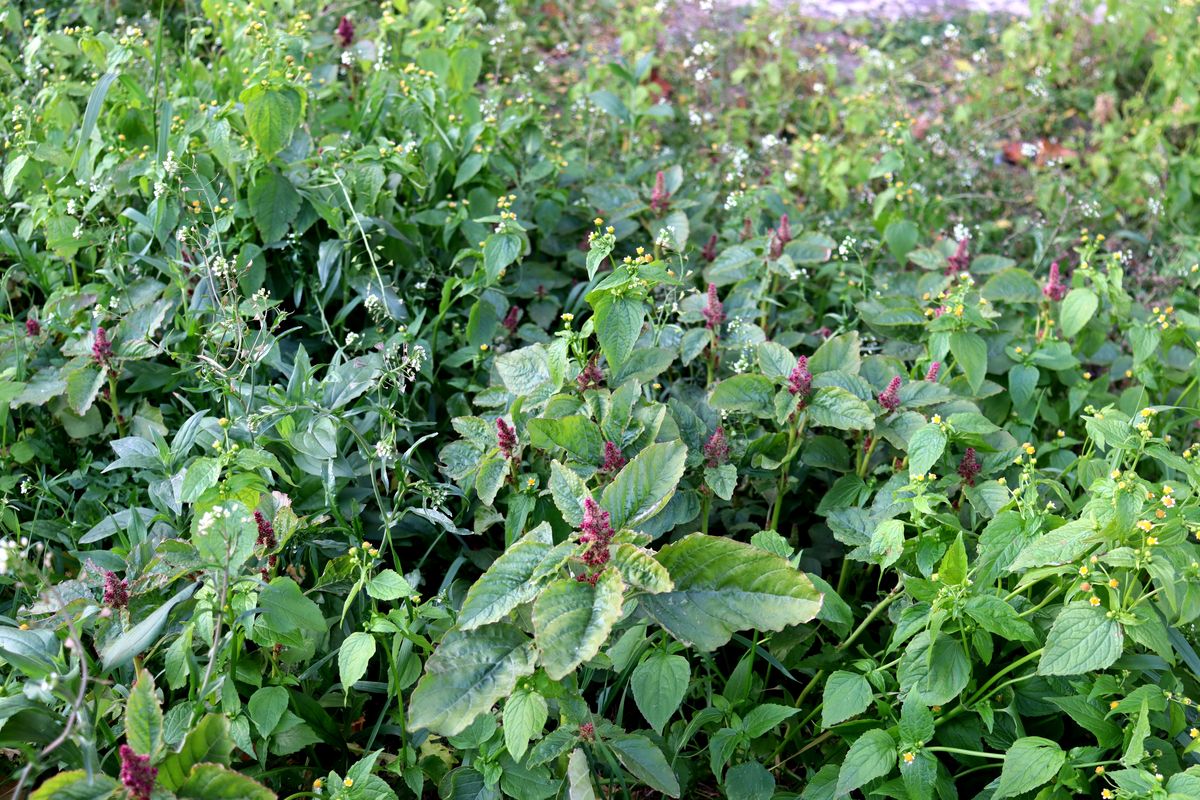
top-left (193, 500), bottom-right (257, 570)
top-left (808, 387), bottom-right (875, 431)
top-left (898, 699), bottom-right (934, 745)
top-left (640, 534), bottom-right (823, 650)
top-left (181, 457), bottom-right (221, 504)
top-left (994, 737), bottom-right (1065, 798)
top-left (704, 463), bottom-right (737, 500)
top-left (366, 569), bottom-right (417, 601)
top-left (125, 668), bottom-right (163, 756)
top-left (30, 770), bottom-right (119, 800)
top-left (532, 569), bottom-right (624, 680)
top-left (906, 423), bottom-right (946, 477)
top-left (710, 374), bottom-right (775, 417)
top-left (66, 366), bottom-right (105, 416)
top-left (159, 714), bottom-right (235, 790)
top-left (101, 582), bottom-right (199, 670)
top-left (949, 331), bottom-right (987, 393)
top-left (631, 653), bottom-right (689, 733)
top-left (757, 342), bottom-right (796, 381)
top-left (608, 734), bottom-right (680, 797)
top-left (898, 630), bottom-right (970, 706)
top-left (249, 170), bottom-right (301, 242)
top-left (743, 704), bottom-right (800, 736)
top-left (1122, 699), bottom-right (1150, 766)
top-left (483, 233), bottom-right (522, 282)
top-left (339, 631), bottom-right (376, 690)
top-left (1060, 287), bottom-right (1098, 337)
top-left (567, 749), bottom-right (596, 800)
top-left (610, 543), bottom-right (673, 593)
top-left (248, 685), bottom-right (289, 738)
top-left (600, 441), bottom-right (687, 531)
top-left (724, 761), bottom-right (775, 800)
top-left (407, 623), bottom-right (537, 736)
top-left (240, 83), bottom-right (303, 158)
top-left (503, 688), bottom-right (548, 761)
top-left (964, 595), bottom-right (1036, 642)
top-left (592, 294), bottom-right (644, 370)
top-left (1009, 364), bottom-right (1039, 409)
top-left (1038, 603), bottom-right (1123, 676)
top-left (884, 219), bottom-right (918, 263)
top-left (176, 764), bottom-right (276, 800)
top-left (809, 331), bottom-right (861, 375)
top-left (254, 577), bottom-right (327, 659)
top-left (938, 533), bottom-right (968, 585)
top-left (549, 460), bottom-right (592, 527)
top-left (527, 416), bottom-right (603, 464)
top-left (869, 519), bottom-right (905, 569)
top-left (822, 671), bottom-right (872, 728)
top-left (836, 729), bottom-right (897, 797)
top-left (458, 539), bottom-right (556, 630)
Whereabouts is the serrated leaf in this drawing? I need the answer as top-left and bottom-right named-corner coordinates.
top-left (822, 671), bottom-right (872, 728)
top-left (249, 170), bottom-right (301, 242)
top-left (611, 543), bottom-right (673, 593)
top-left (158, 714), bottom-right (235, 790)
top-left (366, 569), bottom-right (417, 601)
top-left (503, 688), bottom-right (548, 762)
top-left (994, 737), bottom-right (1064, 798)
top-left (180, 457), bottom-right (220, 504)
top-left (1060, 287), bottom-right (1098, 337)
top-left (407, 624), bottom-right (537, 736)
top-left (458, 539), bottom-right (555, 630)
top-left (809, 387), bottom-right (875, 431)
top-left (532, 570), bottom-right (624, 680)
top-left (592, 294), bottom-right (644, 370)
top-left (248, 686), bottom-right (288, 738)
top-left (949, 331), bottom-right (988, 393)
top-left (240, 84), bottom-right (302, 158)
top-left (176, 764), bottom-right (276, 800)
top-left (549, 460), bottom-right (592, 527)
top-left (608, 734), bottom-right (680, 797)
top-left (631, 653), bottom-right (689, 733)
top-left (600, 441), bottom-right (687, 531)
top-left (30, 771), bottom-right (119, 800)
top-left (1037, 603), bottom-right (1123, 676)
top-left (836, 729), bottom-right (897, 797)
top-left (640, 534), bottom-right (823, 650)
top-left (66, 365), bottom-right (105, 416)
top-left (710, 374), bottom-right (775, 416)
top-left (338, 631), bottom-right (376, 690)
top-left (906, 424), bottom-right (946, 477)
top-left (125, 668), bottom-right (163, 756)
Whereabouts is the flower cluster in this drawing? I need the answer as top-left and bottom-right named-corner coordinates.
top-left (501, 305), bottom-right (521, 334)
top-left (600, 441), bottom-right (627, 473)
top-left (1043, 261), bottom-right (1068, 301)
top-left (701, 283), bottom-right (725, 330)
top-left (925, 361), bottom-right (941, 382)
top-left (119, 745), bottom-right (156, 800)
top-left (103, 571), bottom-right (129, 608)
top-left (701, 234), bottom-right (718, 262)
top-left (335, 15), bottom-right (355, 47)
top-left (957, 447), bottom-right (981, 486)
top-left (577, 498), bottom-right (615, 584)
top-left (576, 357), bottom-right (604, 392)
top-left (945, 237), bottom-right (970, 276)
top-left (25, 317), bottom-right (40, 337)
top-left (496, 418), bottom-right (517, 460)
top-left (768, 213), bottom-right (793, 260)
top-left (878, 375), bottom-right (902, 412)
top-left (92, 326), bottom-right (114, 367)
top-left (703, 426), bottom-right (730, 467)
top-left (254, 510), bottom-right (279, 578)
top-left (650, 170), bottom-right (671, 213)
top-left (788, 356), bottom-right (812, 399)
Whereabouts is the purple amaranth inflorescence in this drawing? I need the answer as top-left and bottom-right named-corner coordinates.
top-left (1043, 261), bottom-right (1068, 301)
top-left (496, 418), bottom-right (517, 460)
top-left (703, 426), bottom-right (729, 468)
top-left (701, 283), bottom-right (725, 330)
top-left (119, 745), bottom-right (156, 800)
top-left (650, 170), bottom-right (671, 214)
top-left (925, 361), bottom-right (941, 382)
top-left (600, 441), bottom-right (627, 473)
top-left (92, 326), bottom-right (113, 367)
top-left (26, 317), bottom-right (40, 337)
top-left (702, 234), bottom-right (718, 263)
top-left (740, 217), bottom-right (753, 241)
top-left (103, 571), bottom-right (129, 609)
top-left (777, 213), bottom-right (792, 245)
top-left (501, 305), bottom-right (521, 334)
top-left (788, 356), bottom-right (812, 400)
top-left (335, 16), bottom-right (355, 47)
top-left (576, 357), bottom-right (605, 392)
top-left (945, 237), bottom-right (970, 276)
top-left (878, 376), bottom-right (902, 412)
top-left (958, 447), bottom-right (981, 486)
top-left (576, 498), bottom-right (615, 584)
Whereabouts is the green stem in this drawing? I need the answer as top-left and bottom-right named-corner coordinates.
top-left (106, 371), bottom-right (125, 437)
top-left (938, 648), bottom-right (1043, 726)
top-left (925, 746), bottom-right (1005, 761)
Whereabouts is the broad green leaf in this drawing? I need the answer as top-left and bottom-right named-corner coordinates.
top-left (66, 366), bottom-right (105, 416)
top-left (758, 342), bottom-right (796, 381)
top-left (822, 671), bottom-right (872, 728)
top-left (567, 749), bottom-right (596, 800)
top-left (809, 332), bottom-right (861, 375)
top-left (180, 457), bottom-right (220, 504)
top-left (710, 374), bottom-right (775, 417)
top-left (809, 387), bottom-right (875, 431)
top-left (994, 737), bottom-right (1065, 798)
top-left (503, 688), bottom-right (548, 761)
top-left (30, 771), bottom-right (119, 800)
top-left (743, 704), bottom-right (800, 736)
top-left (125, 669), bottom-right (163, 756)
top-left (484, 233), bottom-right (522, 282)
top-left (906, 424), bottom-right (946, 477)
top-left (836, 729), bottom-right (896, 797)
top-left (193, 500), bottom-right (257, 570)
top-left (532, 570), bottom-right (624, 680)
top-left (366, 569), bottom-right (417, 601)
top-left (869, 519), bottom-right (905, 569)
top-left (407, 624), bottom-right (537, 736)
top-left (938, 533), bottom-right (968, 585)
top-left (608, 734), bottom-right (680, 797)
top-left (527, 416), bottom-right (603, 464)
top-left (1009, 520), bottom-right (1098, 572)
top-left (1009, 364), bottom-right (1039, 409)
top-left (1060, 287), bottom-right (1098, 337)
top-left (725, 761), bottom-right (775, 800)
top-left (549, 460), bottom-right (591, 527)
top-left (592, 294), bottom-right (644, 370)
top-left (631, 653), bottom-right (689, 733)
top-left (898, 699), bottom-right (934, 744)
top-left (240, 84), bottom-right (303, 158)
top-left (611, 543), bottom-right (673, 593)
top-left (600, 441), bottom-right (687, 531)
top-left (458, 539), bottom-right (555, 630)
top-left (249, 170), bottom-right (301, 242)
top-left (176, 764), bottom-right (276, 800)
top-left (253, 577), bottom-right (327, 662)
top-left (475, 456), bottom-right (507, 506)
top-left (101, 582), bottom-right (199, 670)
top-left (338, 631), bottom-right (376, 690)
top-left (704, 463), bottom-right (737, 500)
top-left (964, 595), bottom-right (1036, 642)
top-left (248, 686), bottom-right (289, 738)
top-left (949, 331), bottom-right (987, 393)
top-left (1122, 699), bottom-right (1150, 766)
top-left (159, 714), bottom-right (235, 790)
top-left (898, 630), bottom-right (970, 706)
top-left (640, 534), bottom-right (823, 650)
top-left (1038, 603), bottom-right (1123, 676)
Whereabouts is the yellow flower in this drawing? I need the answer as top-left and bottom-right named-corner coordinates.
top-left (593, 217), bottom-right (603, 226)
top-left (1137, 520), bottom-right (1153, 532)
top-left (1078, 566), bottom-right (1089, 576)
top-left (1024, 444), bottom-right (1035, 455)
top-left (344, 778), bottom-right (354, 788)
top-left (1089, 596), bottom-right (1101, 606)
top-left (1111, 469), bottom-right (1122, 479)
top-left (1190, 728), bottom-right (1199, 739)
top-left (1108, 579), bottom-right (1119, 588)
top-left (480, 344), bottom-right (489, 352)
top-left (1109, 700), bottom-right (1119, 709)
top-left (902, 751), bottom-right (915, 765)
top-left (1163, 484), bottom-right (1175, 495)
top-left (1163, 496), bottom-right (1176, 508)
top-left (931, 415), bottom-right (942, 424)
top-left (1147, 537), bottom-right (1159, 546)
top-left (313, 779), bottom-right (323, 790)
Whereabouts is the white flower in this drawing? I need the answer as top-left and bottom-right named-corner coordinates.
top-left (341, 50), bottom-right (354, 66)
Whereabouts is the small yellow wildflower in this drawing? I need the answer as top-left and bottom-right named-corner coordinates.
top-left (902, 752), bottom-right (915, 765)
top-left (344, 778), bottom-right (354, 788)
top-left (1137, 520), bottom-right (1153, 532)
top-left (1089, 596), bottom-right (1101, 606)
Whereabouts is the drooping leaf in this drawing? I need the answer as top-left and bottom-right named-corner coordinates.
top-left (600, 441), bottom-right (687, 531)
top-left (532, 570), bottom-right (624, 680)
top-left (338, 632), bottom-right (376, 690)
top-left (994, 737), bottom-right (1065, 798)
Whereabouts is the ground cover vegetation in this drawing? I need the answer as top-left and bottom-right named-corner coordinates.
top-left (3, 0), bottom-right (1200, 797)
